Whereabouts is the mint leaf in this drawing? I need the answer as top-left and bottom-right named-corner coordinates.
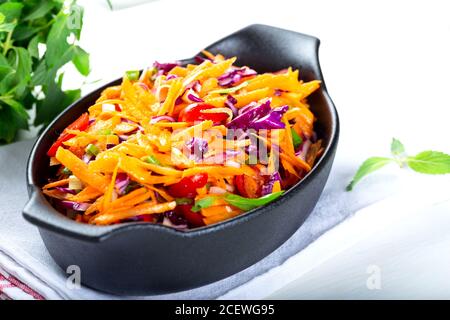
top-left (0, 53), bottom-right (11, 76)
top-left (191, 196), bottom-right (217, 212)
top-left (27, 34), bottom-right (42, 59)
top-left (224, 192), bottom-right (284, 211)
top-left (72, 46), bottom-right (90, 76)
top-left (9, 47), bottom-right (32, 97)
top-left (391, 138), bottom-right (405, 156)
top-left (0, 99), bottom-right (28, 143)
top-left (34, 78), bottom-right (66, 126)
top-left (0, 21), bottom-right (16, 33)
top-left (45, 14), bottom-right (71, 69)
top-left (406, 151), bottom-right (450, 174)
top-left (12, 24), bottom-right (39, 42)
top-left (30, 60), bottom-right (47, 86)
top-left (23, 0), bottom-right (55, 21)
top-left (0, 2), bottom-right (24, 23)
top-left (0, 70), bottom-right (15, 95)
top-left (346, 157), bottom-right (393, 191)
top-left (0, 96), bottom-right (28, 121)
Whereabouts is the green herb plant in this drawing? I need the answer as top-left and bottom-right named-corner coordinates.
top-left (347, 138), bottom-right (450, 191)
top-left (0, 0), bottom-right (90, 143)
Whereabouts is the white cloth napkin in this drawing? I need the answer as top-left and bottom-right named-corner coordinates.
top-left (3, 138), bottom-right (446, 300)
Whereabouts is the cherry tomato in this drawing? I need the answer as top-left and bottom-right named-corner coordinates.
top-left (234, 173), bottom-right (264, 198)
top-left (176, 204), bottom-right (205, 228)
top-left (139, 215), bottom-right (154, 222)
top-left (68, 145), bottom-right (85, 158)
top-left (178, 103), bottom-right (229, 123)
top-left (167, 173), bottom-right (208, 198)
top-left (47, 113), bottom-right (90, 157)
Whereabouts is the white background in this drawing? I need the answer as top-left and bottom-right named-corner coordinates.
top-left (74, 0), bottom-right (450, 155)
top-left (62, 0), bottom-right (450, 298)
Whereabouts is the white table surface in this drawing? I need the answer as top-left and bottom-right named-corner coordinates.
top-left (11, 0), bottom-right (450, 299)
top-left (269, 200), bottom-right (450, 299)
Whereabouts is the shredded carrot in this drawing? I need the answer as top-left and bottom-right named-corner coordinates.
top-left (168, 66), bottom-right (188, 77)
top-left (182, 165), bottom-right (252, 178)
top-left (107, 190), bottom-right (153, 213)
top-left (43, 178), bottom-right (70, 190)
top-left (144, 184), bottom-right (174, 202)
top-left (106, 187), bottom-right (147, 208)
top-left (84, 196), bottom-right (103, 216)
top-left (171, 120), bottom-right (213, 141)
top-left (205, 88), bottom-right (272, 108)
top-left (201, 50), bottom-right (216, 60)
top-left (282, 116), bottom-right (295, 156)
top-left (203, 206), bottom-right (242, 225)
top-left (159, 78), bottom-right (183, 116)
top-left (55, 148), bottom-right (109, 192)
top-left (91, 201), bottom-right (176, 225)
top-left (103, 161), bottom-right (120, 210)
top-left (68, 186), bottom-right (102, 202)
top-left (153, 122), bottom-right (189, 129)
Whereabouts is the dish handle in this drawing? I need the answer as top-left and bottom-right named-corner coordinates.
top-left (23, 188), bottom-right (118, 242)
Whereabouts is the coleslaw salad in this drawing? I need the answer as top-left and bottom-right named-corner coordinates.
top-left (42, 51), bottom-right (323, 229)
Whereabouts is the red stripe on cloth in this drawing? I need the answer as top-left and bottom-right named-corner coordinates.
top-left (0, 271), bottom-right (45, 300)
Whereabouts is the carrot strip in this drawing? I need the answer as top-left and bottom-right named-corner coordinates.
top-left (182, 166), bottom-right (252, 178)
top-left (203, 206), bottom-right (241, 224)
top-left (205, 88), bottom-right (272, 108)
top-left (43, 178), bottom-right (70, 190)
top-left (280, 152), bottom-right (311, 172)
top-left (183, 58), bottom-right (236, 87)
top-left (201, 50), bottom-right (216, 60)
top-left (68, 186), bottom-right (102, 202)
top-left (282, 116), bottom-right (295, 155)
top-left (171, 120), bottom-right (213, 141)
top-left (106, 190), bottom-right (153, 213)
top-left (153, 122), bottom-right (189, 129)
top-left (144, 184), bottom-right (174, 202)
top-left (106, 187), bottom-right (147, 208)
top-left (168, 66), bottom-right (188, 77)
top-left (140, 162), bottom-right (182, 176)
top-left (55, 148), bottom-right (109, 192)
top-left (91, 201), bottom-right (176, 225)
top-left (84, 196), bottom-right (104, 216)
top-left (159, 78), bottom-right (183, 116)
top-left (103, 161), bottom-right (120, 210)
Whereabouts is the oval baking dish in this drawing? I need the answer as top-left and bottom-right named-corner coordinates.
top-left (23, 24), bottom-right (339, 295)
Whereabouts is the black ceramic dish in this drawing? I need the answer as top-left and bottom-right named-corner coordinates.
top-left (23, 24), bottom-right (339, 295)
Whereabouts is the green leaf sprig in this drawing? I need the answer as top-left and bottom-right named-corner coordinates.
top-left (346, 138), bottom-right (450, 191)
top-left (224, 191), bottom-right (284, 211)
top-left (0, 0), bottom-right (90, 143)
top-left (188, 192), bottom-right (285, 213)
